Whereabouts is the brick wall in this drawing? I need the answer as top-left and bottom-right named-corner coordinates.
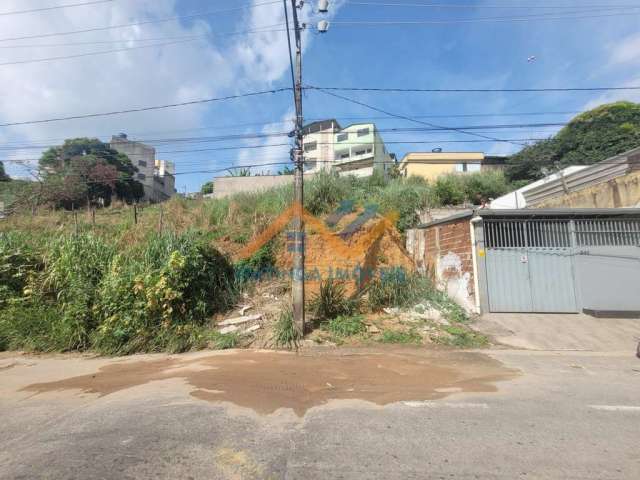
top-left (407, 216), bottom-right (476, 312)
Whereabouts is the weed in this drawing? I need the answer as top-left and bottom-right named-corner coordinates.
top-left (272, 309), bottom-right (301, 350)
top-left (309, 279), bottom-right (360, 321)
top-left (379, 329), bottom-right (422, 344)
top-left (325, 314), bottom-right (366, 338)
top-left (207, 330), bottom-right (240, 350)
top-left (437, 326), bottom-right (489, 348)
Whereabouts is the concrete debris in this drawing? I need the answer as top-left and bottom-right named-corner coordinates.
top-left (219, 314), bottom-right (262, 326)
top-left (367, 324), bottom-right (381, 334)
top-left (383, 307), bottom-right (401, 315)
top-left (238, 305), bottom-right (252, 316)
top-left (244, 324), bottom-right (261, 334)
top-left (219, 325), bottom-right (239, 334)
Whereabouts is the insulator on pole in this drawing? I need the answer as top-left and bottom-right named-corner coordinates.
top-left (318, 0), bottom-right (329, 13)
top-left (317, 20), bottom-right (329, 33)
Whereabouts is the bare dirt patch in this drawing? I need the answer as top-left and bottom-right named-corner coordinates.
top-left (21, 350), bottom-right (517, 416)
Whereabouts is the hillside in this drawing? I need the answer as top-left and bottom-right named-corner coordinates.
top-left (0, 172), bottom-right (493, 355)
top-left (506, 101), bottom-right (640, 181)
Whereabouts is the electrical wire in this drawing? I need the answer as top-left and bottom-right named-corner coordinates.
top-left (0, 88), bottom-right (291, 127)
top-left (309, 86), bottom-right (525, 146)
top-left (0, 0), bottom-right (282, 43)
top-left (329, 8), bottom-right (640, 25)
top-left (0, 25), bottom-right (288, 67)
top-left (308, 85), bottom-right (640, 93)
top-left (0, 0), bottom-right (113, 16)
top-left (343, 1), bottom-right (640, 10)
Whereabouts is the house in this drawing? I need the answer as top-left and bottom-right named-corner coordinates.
top-left (302, 120), bottom-right (394, 177)
top-left (110, 133), bottom-right (176, 203)
top-left (406, 208), bottom-right (640, 315)
top-left (398, 152), bottom-right (506, 182)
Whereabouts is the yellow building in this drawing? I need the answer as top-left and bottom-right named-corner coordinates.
top-left (398, 152), bottom-right (505, 182)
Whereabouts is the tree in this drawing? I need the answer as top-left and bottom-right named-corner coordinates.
top-left (278, 166), bottom-right (295, 175)
top-left (0, 161), bottom-right (9, 182)
top-left (506, 101), bottom-right (640, 182)
top-left (39, 138), bottom-right (144, 208)
top-left (201, 181), bottom-right (214, 195)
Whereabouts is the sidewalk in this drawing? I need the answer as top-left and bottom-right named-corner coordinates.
top-left (475, 312), bottom-right (640, 352)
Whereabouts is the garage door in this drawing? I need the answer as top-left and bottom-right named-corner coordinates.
top-left (484, 219), bottom-right (578, 313)
top-left (484, 218), bottom-right (640, 314)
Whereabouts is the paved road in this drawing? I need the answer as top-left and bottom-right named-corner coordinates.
top-left (1, 348), bottom-right (639, 479)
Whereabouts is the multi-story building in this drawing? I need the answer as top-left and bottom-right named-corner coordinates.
top-left (398, 152), bottom-right (506, 182)
top-left (302, 120), bottom-right (394, 177)
top-left (110, 133), bottom-right (176, 203)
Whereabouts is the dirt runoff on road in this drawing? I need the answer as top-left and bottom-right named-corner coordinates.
top-left (21, 349), bottom-right (517, 416)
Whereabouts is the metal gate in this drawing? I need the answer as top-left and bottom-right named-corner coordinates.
top-left (484, 219), bottom-right (577, 313)
top-left (484, 217), bottom-right (640, 314)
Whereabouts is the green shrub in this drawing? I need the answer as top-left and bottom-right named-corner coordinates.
top-left (325, 314), bottom-right (366, 338)
top-left (234, 240), bottom-right (277, 284)
top-left (41, 234), bottom-right (115, 350)
top-left (379, 329), bottom-right (422, 344)
top-left (433, 175), bottom-right (466, 206)
top-left (272, 309), bottom-right (301, 350)
top-left (309, 279), bottom-right (360, 321)
top-left (92, 232), bottom-right (236, 354)
top-left (305, 170), bottom-right (349, 215)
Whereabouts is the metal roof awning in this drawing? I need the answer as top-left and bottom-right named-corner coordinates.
top-left (417, 208), bottom-right (640, 228)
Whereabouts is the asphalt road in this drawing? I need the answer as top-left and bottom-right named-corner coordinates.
top-left (1, 348), bottom-right (639, 480)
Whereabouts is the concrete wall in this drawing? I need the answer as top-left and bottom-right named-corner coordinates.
top-left (211, 175), bottom-right (301, 198)
top-left (110, 136), bottom-right (156, 201)
top-left (537, 170), bottom-right (640, 209)
top-left (406, 216), bottom-right (476, 312)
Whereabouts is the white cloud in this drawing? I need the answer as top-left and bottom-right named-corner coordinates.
top-left (235, 109), bottom-right (295, 174)
top-left (609, 33), bottom-right (640, 66)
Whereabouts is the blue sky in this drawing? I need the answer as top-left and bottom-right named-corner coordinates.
top-left (1, 0), bottom-right (640, 192)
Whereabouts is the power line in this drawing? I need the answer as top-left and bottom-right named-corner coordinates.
top-left (0, 0), bottom-right (113, 16)
top-left (0, 0), bottom-right (282, 43)
top-left (308, 85), bottom-right (640, 93)
top-left (0, 88), bottom-right (291, 127)
top-left (344, 1), bottom-right (640, 9)
top-left (310, 86), bottom-right (525, 146)
top-left (329, 8), bottom-right (640, 25)
top-left (0, 26), bottom-right (288, 67)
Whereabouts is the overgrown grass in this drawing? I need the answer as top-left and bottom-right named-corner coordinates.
top-left (324, 314), bottom-right (366, 338)
top-left (379, 329), bottom-right (422, 344)
top-left (272, 308), bottom-right (301, 350)
top-left (0, 231), bottom-right (237, 355)
top-left (437, 326), bottom-right (489, 348)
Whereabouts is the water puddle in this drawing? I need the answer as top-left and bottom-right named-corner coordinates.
top-left (22, 350), bottom-right (517, 416)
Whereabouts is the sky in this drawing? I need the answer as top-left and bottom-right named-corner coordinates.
top-left (1, 0), bottom-right (640, 193)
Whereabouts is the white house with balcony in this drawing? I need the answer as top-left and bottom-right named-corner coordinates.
top-left (302, 119), bottom-right (394, 177)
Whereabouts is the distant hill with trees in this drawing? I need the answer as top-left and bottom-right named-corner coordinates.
top-left (506, 101), bottom-right (640, 182)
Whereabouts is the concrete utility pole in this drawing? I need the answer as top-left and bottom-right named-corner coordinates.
top-left (289, 0), bottom-right (305, 333)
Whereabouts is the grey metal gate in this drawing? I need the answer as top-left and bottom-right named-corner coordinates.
top-left (484, 219), bottom-right (578, 313)
top-left (484, 217), bottom-right (640, 314)
top-left (573, 219), bottom-right (640, 313)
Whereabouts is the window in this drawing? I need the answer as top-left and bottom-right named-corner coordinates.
top-left (354, 149), bottom-right (366, 156)
top-left (366, 148), bottom-right (372, 153)
top-left (357, 128), bottom-right (370, 137)
top-left (304, 141), bottom-right (317, 152)
top-left (335, 150), bottom-right (350, 160)
top-left (336, 133), bottom-right (348, 142)
top-left (137, 173), bottom-right (146, 180)
top-left (138, 160), bottom-right (147, 167)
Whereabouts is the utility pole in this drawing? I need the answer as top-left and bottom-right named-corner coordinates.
top-left (289, 0), bottom-right (305, 333)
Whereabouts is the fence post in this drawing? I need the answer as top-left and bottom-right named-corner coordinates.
top-left (158, 204), bottom-right (163, 233)
top-left (133, 204), bottom-right (138, 225)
